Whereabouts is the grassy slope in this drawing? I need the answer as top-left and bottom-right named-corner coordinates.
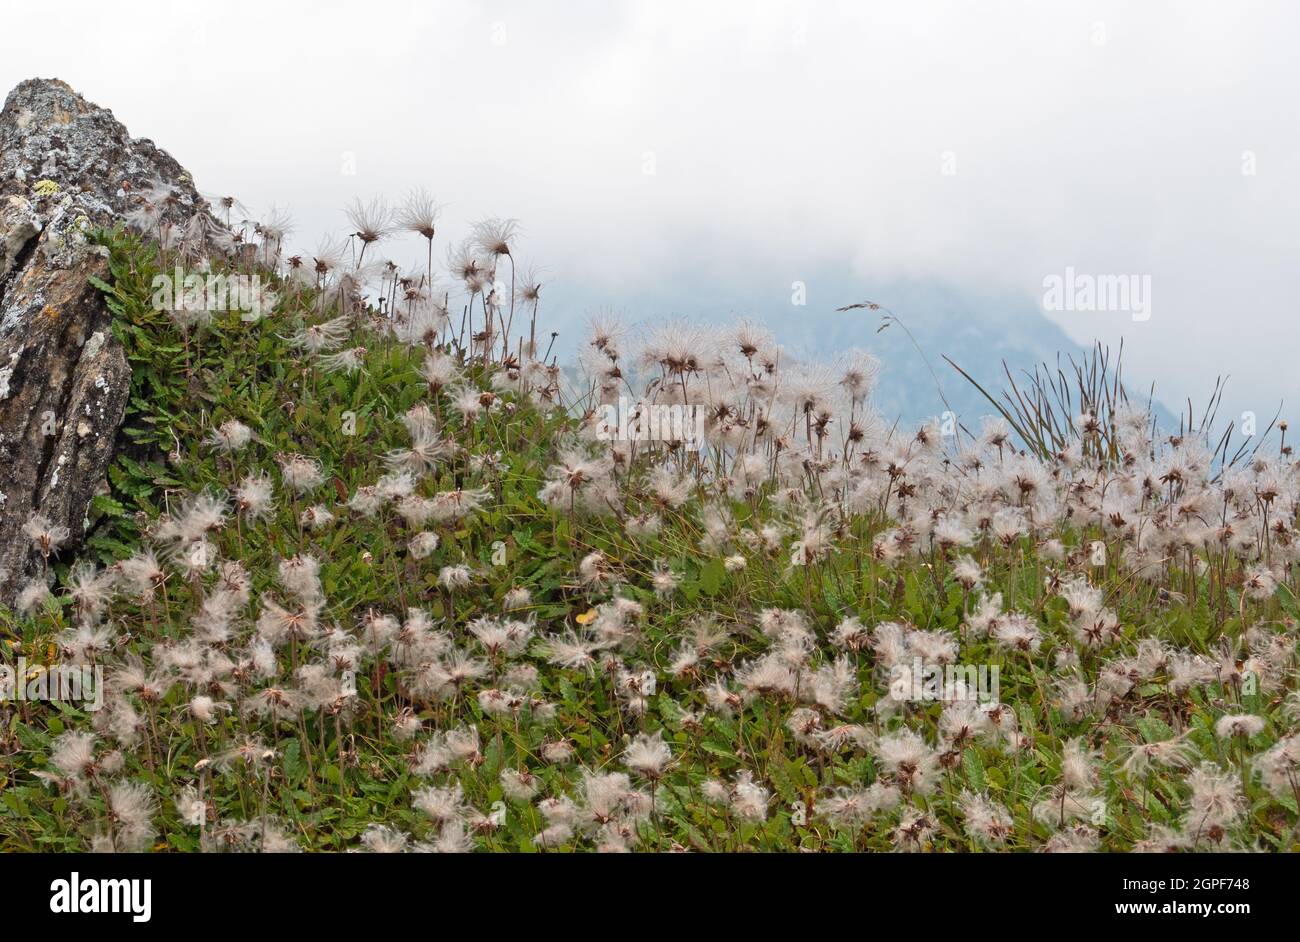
top-left (0, 230), bottom-right (1294, 852)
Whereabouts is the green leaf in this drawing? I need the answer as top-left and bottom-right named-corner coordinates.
top-left (699, 558), bottom-right (724, 596)
top-left (963, 748), bottom-right (987, 791)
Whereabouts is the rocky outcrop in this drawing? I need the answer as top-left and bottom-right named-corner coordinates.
top-left (0, 79), bottom-right (208, 605)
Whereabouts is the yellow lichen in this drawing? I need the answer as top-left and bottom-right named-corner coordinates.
top-left (32, 179), bottom-right (60, 196)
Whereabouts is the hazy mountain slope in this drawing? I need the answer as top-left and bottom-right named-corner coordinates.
top-left (544, 268), bottom-right (1173, 430)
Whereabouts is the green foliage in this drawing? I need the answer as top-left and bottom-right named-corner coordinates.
top-left (0, 230), bottom-right (1296, 854)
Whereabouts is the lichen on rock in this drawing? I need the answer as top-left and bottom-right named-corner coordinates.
top-left (0, 78), bottom-right (213, 605)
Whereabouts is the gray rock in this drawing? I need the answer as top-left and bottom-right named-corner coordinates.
top-left (0, 78), bottom-right (210, 605)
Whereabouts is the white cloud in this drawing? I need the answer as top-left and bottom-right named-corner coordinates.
top-left (2, 0), bottom-right (1296, 416)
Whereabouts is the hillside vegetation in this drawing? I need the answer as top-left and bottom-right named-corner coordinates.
top-left (1, 196), bottom-right (1297, 853)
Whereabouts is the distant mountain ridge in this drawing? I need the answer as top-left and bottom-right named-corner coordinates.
top-left (544, 267), bottom-right (1175, 431)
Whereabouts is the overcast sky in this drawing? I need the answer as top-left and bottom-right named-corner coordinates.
top-left (3, 0), bottom-right (1297, 422)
